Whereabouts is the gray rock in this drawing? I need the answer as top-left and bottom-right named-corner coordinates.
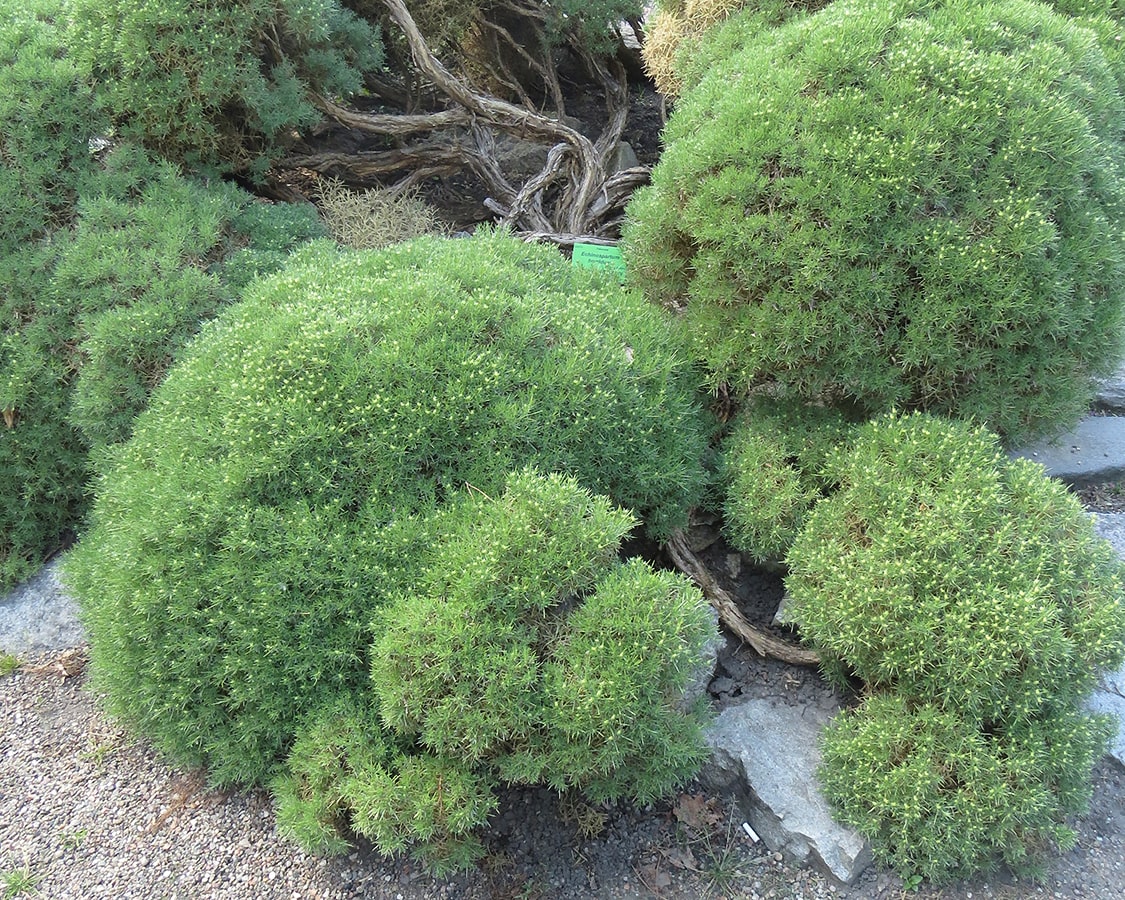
top-left (1010, 417), bottom-right (1125, 487)
top-left (700, 698), bottom-right (873, 885)
top-left (494, 135), bottom-right (549, 179)
top-left (608, 141), bottom-right (639, 174)
top-left (1092, 511), bottom-right (1125, 561)
top-left (1095, 361), bottom-right (1125, 414)
top-left (1089, 513), bottom-right (1125, 770)
top-left (1089, 669), bottom-right (1125, 771)
top-left (0, 558), bottom-right (85, 655)
top-left (682, 604), bottom-right (724, 712)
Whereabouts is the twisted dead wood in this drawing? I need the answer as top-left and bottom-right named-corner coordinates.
top-left (665, 529), bottom-right (821, 667)
top-left (287, 0), bottom-right (640, 238)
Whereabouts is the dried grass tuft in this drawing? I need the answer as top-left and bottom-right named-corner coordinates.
top-left (316, 179), bottom-right (446, 250)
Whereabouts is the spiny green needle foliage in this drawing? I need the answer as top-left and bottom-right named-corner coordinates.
top-left (0, 247), bottom-right (88, 588)
top-left (56, 148), bottom-right (327, 448)
top-left (623, 0), bottom-right (1125, 444)
top-left (0, 2), bottom-right (100, 585)
top-left (2, 143), bottom-right (324, 590)
top-left (722, 399), bottom-right (855, 563)
top-left (820, 695), bottom-right (1113, 883)
top-left (785, 411), bottom-right (1125, 881)
top-left (1, 0), bottom-right (102, 586)
top-left (276, 469), bottom-right (716, 870)
top-left (66, 231), bottom-right (710, 787)
top-left (786, 411), bottom-right (1125, 714)
top-left (67, 0), bottom-right (383, 175)
top-left (0, 0), bottom-right (106, 255)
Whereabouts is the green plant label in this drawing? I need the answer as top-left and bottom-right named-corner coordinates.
top-left (573, 243), bottom-right (626, 280)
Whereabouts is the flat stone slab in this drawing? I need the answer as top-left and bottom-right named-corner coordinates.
top-left (1011, 417), bottom-right (1125, 487)
top-left (0, 559), bottom-right (85, 655)
top-left (1095, 362), bottom-right (1125, 414)
top-left (1089, 513), bottom-right (1125, 770)
top-left (700, 698), bottom-right (872, 885)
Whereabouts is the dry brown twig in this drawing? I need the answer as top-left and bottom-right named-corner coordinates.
top-left (20, 647), bottom-right (89, 678)
top-left (664, 530), bottom-right (821, 667)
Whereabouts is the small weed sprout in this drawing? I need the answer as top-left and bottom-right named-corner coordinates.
top-left (58, 829), bottom-right (88, 852)
top-left (1, 862), bottom-right (40, 899)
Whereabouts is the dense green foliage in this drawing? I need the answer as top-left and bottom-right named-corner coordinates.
top-left (0, 0), bottom-right (105, 254)
top-left (0, 2), bottom-right (105, 585)
top-left (275, 469), bottom-right (716, 869)
top-left (820, 696), bottom-right (1112, 882)
top-left (57, 152), bottom-right (327, 447)
top-left (67, 0), bottom-right (382, 174)
top-left (785, 412), bottom-right (1125, 880)
top-left (2, 140), bottom-right (325, 588)
top-left (722, 400), bottom-right (854, 563)
top-left (624, 0), bottom-right (1125, 444)
top-left (66, 231), bottom-right (710, 788)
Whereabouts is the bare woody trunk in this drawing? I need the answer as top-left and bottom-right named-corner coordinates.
top-left (285, 0), bottom-right (649, 240)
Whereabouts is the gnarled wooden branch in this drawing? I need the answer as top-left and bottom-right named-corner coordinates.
top-left (665, 530), bottom-right (821, 667)
top-left (291, 0), bottom-right (642, 239)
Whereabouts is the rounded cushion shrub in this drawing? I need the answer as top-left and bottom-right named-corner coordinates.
top-left (785, 411), bottom-right (1125, 880)
top-left (623, 0), bottom-right (1125, 444)
top-left (819, 695), bottom-right (1113, 882)
top-left (786, 411), bottom-right (1125, 716)
top-left (66, 231), bottom-right (710, 786)
top-left (276, 469), bottom-right (716, 870)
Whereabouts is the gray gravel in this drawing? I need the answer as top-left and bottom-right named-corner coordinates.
top-left (1, 657), bottom-right (1123, 900)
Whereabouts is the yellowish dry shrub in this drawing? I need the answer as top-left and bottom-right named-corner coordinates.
top-left (316, 179), bottom-right (446, 250)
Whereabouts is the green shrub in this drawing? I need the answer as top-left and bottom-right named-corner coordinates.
top-left (785, 411), bottom-right (1125, 880)
top-left (722, 399), bottom-right (854, 563)
top-left (820, 696), bottom-right (1113, 882)
top-left (1, 140), bottom-right (325, 589)
top-left (0, 0), bottom-right (106, 254)
top-left (0, 0), bottom-right (101, 583)
top-left (623, 0), bottom-right (1125, 444)
top-left (67, 0), bottom-right (383, 174)
top-left (66, 231), bottom-right (710, 787)
top-left (786, 411), bottom-right (1125, 713)
top-left (0, 245), bottom-right (88, 588)
top-left (277, 469), bottom-right (716, 870)
top-left (56, 151), bottom-right (328, 447)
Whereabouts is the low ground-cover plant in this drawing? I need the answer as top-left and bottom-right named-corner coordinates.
top-left (66, 230), bottom-right (710, 789)
top-left (624, 0), bottom-right (1125, 444)
top-left (275, 469), bottom-right (717, 870)
top-left (785, 411), bottom-right (1125, 881)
